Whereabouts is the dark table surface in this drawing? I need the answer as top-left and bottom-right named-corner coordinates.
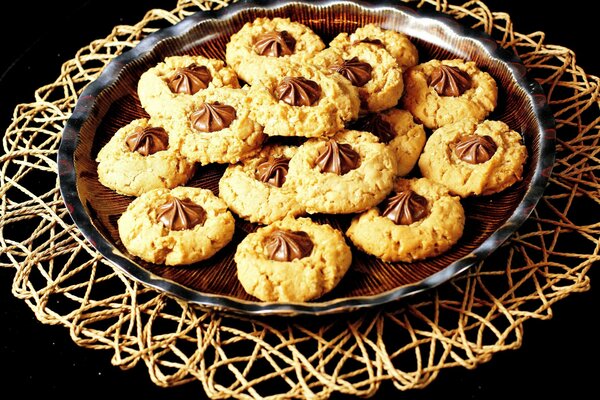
top-left (1, 1), bottom-right (598, 399)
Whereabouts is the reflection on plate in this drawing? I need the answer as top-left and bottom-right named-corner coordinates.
top-left (58, 0), bottom-right (555, 316)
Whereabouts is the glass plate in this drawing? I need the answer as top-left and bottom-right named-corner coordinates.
top-left (57, 0), bottom-right (555, 315)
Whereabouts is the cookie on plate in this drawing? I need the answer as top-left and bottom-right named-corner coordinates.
top-left (235, 217), bottom-right (352, 302)
top-left (351, 108), bottom-right (426, 176)
top-left (346, 177), bottom-right (465, 262)
top-left (218, 144), bottom-right (305, 225)
top-left (96, 118), bottom-right (195, 196)
top-left (286, 129), bottom-right (397, 214)
top-left (225, 17), bottom-right (325, 85)
top-left (311, 41), bottom-right (404, 112)
top-left (165, 87), bottom-right (265, 165)
top-left (418, 118), bottom-right (527, 197)
top-left (118, 187), bottom-right (235, 265)
top-left (137, 55), bottom-right (240, 118)
top-left (248, 62), bottom-right (360, 138)
top-left (329, 23), bottom-right (419, 71)
top-left (402, 58), bottom-right (498, 129)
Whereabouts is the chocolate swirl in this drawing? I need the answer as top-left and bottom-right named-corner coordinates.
top-left (452, 134), bottom-right (498, 164)
top-left (315, 140), bottom-right (360, 175)
top-left (125, 126), bottom-right (169, 156)
top-left (167, 64), bottom-right (212, 95)
top-left (429, 65), bottom-right (472, 97)
top-left (253, 31), bottom-right (296, 57)
top-left (190, 102), bottom-right (237, 132)
top-left (354, 113), bottom-right (396, 143)
top-left (274, 77), bottom-right (321, 106)
top-left (265, 230), bottom-right (314, 262)
top-left (256, 157), bottom-right (290, 188)
top-left (329, 57), bottom-right (373, 87)
top-left (382, 190), bottom-right (429, 225)
top-left (156, 197), bottom-right (207, 231)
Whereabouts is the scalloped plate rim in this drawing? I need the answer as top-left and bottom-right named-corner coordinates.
top-left (57, 0), bottom-right (556, 316)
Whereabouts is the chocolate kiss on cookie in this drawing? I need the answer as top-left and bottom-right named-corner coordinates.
top-left (452, 134), bottom-right (498, 164)
top-left (429, 65), bottom-right (471, 97)
top-left (125, 126), bottom-right (169, 156)
top-left (275, 77), bottom-right (321, 106)
top-left (190, 102), bottom-right (237, 132)
top-left (382, 190), bottom-right (428, 225)
top-left (168, 64), bottom-right (212, 95)
top-left (315, 140), bottom-right (360, 175)
top-left (253, 31), bottom-right (296, 57)
top-left (265, 230), bottom-right (314, 261)
top-left (329, 56), bottom-right (373, 87)
top-left (157, 197), bottom-right (207, 231)
top-left (353, 113), bottom-right (396, 143)
top-left (256, 157), bottom-right (290, 187)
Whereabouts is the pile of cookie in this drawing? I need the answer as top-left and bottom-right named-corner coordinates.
top-left (97, 17), bottom-right (527, 303)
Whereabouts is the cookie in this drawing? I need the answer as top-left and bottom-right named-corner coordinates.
top-left (418, 118), bottom-right (528, 197)
top-left (286, 129), bottom-right (397, 214)
top-left (401, 58), bottom-right (498, 129)
top-left (164, 87), bottom-right (265, 165)
top-left (137, 55), bottom-right (240, 118)
top-left (234, 217), bottom-right (352, 302)
top-left (329, 23), bottom-right (419, 71)
top-left (117, 187), bottom-right (235, 265)
top-left (96, 118), bottom-right (195, 196)
top-left (346, 177), bottom-right (465, 262)
top-left (225, 17), bottom-right (325, 85)
top-left (248, 62), bottom-right (360, 138)
top-left (351, 108), bottom-right (426, 176)
top-left (218, 144), bottom-right (305, 225)
top-left (311, 42), bottom-right (404, 112)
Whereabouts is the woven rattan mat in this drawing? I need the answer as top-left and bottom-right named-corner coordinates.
top-left (1, 0), bottom-right (599, 398)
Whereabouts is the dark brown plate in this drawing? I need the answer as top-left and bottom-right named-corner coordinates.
top-left (58, 0), bottom-right (555, 316)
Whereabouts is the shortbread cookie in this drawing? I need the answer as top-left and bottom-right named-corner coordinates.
top-left (402, 59), bottom-right (498, 129)
top-left (311, 42), bottom-right (403, 112)
top-left (138, 55), bottom-right (240, 118)
top-left (225, 17), bottom-right (325, 85)
top-left (235, 217), bottom-right (352, 302)
top-left (286, 129), bottom-right (397, 214)
top-left (218, 144), bottom-right (305, 224)
top-left (329, 23), bottom-right (419, 71)
top-left (351, 108), bottom-right (426, 176)
top-left (248, 62), bottom-right (360, 138)
top-left (418, 118), bottom-right (527, 197)
top-left (165, 87), bottom-right (265, 165)
top-left (118, 187), bottom-right (235, 265)
top-left (346, 177), bottom-right (465, 262)
top-left (96, 118), bottom-right (195, 196)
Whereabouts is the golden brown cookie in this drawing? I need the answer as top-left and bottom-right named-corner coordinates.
top-left (218, 144), bottom-right (305, 225)
top-left (418, 118), bottom-right (528, 197)
top-left (225, 17), bottom-right (325, 85)
top-left (286, 129), bottom-right (397, 214)
top-left (346, 177), bottom-right (465, 262)
top-left (248, 62), bottom-right (360, 138)
top-left (118, 187), bottom-right (235, 265)
top-left (137, 55), bottom-right (240, 118)
top-left (401, 59), bottom-right (498, 129)
top-left (164, 87), bottom-right (265, 165)
top-left (234, 217), bottom-right (352, 302)
top-left (311, 42), bottom-right (404, 112)
top-left (96, 118), bottom-right (195, 196)
top-left (329, 23), bottom-right (419, 71)
top-left (351, 108), bottom-right (426, 176)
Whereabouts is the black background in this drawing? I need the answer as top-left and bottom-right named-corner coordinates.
top-left (0, 1), bottom-right (598, 399)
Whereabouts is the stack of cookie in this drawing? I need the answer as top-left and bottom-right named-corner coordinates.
top-left (97, 17), bottom-right (527, 303)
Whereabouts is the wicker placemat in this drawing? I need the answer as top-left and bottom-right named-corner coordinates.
top-left (1, 0), bottom-right (598, 398)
